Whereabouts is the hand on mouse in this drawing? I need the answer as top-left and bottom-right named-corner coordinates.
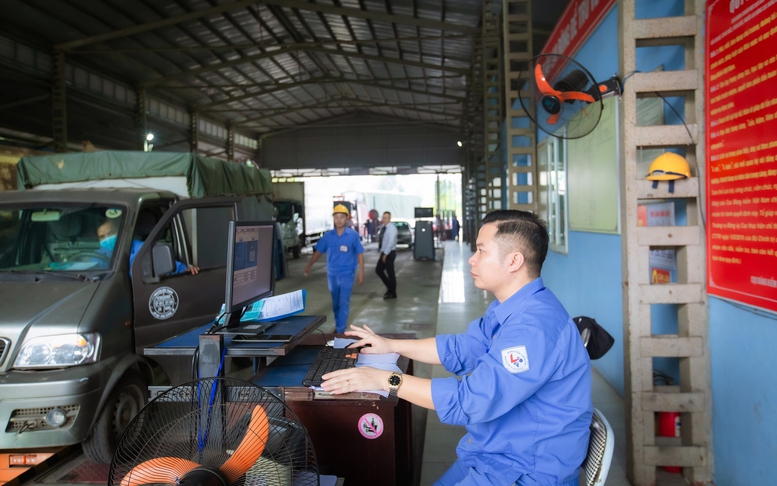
top-left (344, 324), bottom-right (392, 354)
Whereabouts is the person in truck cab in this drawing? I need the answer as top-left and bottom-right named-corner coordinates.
top-left (96, 215), bottom-right (199, 275)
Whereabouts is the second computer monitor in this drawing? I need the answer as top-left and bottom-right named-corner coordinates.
top-left (224, 220), bottom-right (275, 327)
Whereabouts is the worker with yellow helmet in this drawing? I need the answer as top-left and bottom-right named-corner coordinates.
top-left (303, 203), bottom-right (365, 333)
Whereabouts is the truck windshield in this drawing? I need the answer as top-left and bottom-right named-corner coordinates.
top-left (0, 204), bottom-right (126, 272)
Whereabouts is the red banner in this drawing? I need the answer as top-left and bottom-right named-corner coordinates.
top-left (541, 0), bottom-right (617, 57)
top-left (706, 0), bottom-right (777, 312)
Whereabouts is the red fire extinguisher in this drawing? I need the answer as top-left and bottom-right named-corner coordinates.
top-left (658, 412), bottom-right (682, 473)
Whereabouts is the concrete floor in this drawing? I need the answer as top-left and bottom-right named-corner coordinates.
top-left (279, 239), bottom-right (636, 486)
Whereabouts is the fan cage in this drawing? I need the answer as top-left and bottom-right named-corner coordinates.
top-left (518, 53), bottom-right (604, 140)
top-left (109, 377), bottom-right (319, 486)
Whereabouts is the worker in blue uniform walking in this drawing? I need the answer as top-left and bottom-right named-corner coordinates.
top-left (321, 210), bottom-right (592, 485)
top-left (303, 204), bottom-right (365, 334)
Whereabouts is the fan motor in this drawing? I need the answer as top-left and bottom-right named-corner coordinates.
top-left (179, 466), bottom-right (228, 486)
top-left (541, 96), bottom-right (562, 115)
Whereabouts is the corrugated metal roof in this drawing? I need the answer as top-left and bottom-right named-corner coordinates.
top-left (1, 0), bottom-right (481, 136)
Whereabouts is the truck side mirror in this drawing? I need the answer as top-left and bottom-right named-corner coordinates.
top-left (151, 245), bottom-right (175, 279)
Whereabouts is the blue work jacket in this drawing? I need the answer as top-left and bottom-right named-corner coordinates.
top-left (432, 278), bottom-right (592, 485)
top-left (314, 227), bottom-right (364, 274)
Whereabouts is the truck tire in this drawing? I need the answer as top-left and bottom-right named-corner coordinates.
top-left (292, 245), bottom-right (301, 259)
top-left (82, 371), bottom-right (148, 464)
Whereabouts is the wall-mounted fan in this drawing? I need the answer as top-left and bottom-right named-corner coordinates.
top-left (109, 377), bottom-right (318, 486)
top-left (519, 54), bottom-right (621, 139)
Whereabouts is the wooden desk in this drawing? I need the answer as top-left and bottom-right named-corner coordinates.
top-left (252, 333), bottom-right (416, 486)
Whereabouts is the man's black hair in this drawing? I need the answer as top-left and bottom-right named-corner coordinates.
top-left (481, 210), bottom-right (549, 277)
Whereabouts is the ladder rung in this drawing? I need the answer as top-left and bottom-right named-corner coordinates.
top-left (644, 446), bottom-right (707, 467)
top-left (629, 70), bottom-right (698, 93)
top-left (633, 16), bottom-right (697, 40)
top-left (635, 177), bottom-right (699, 199)
top-left (639, 336), bottom-right (704, 358)
top-left (641, 391), bottom-right (706, 412)
top-left (636, 124), bottom-right (698, 146)
top-left (639, 283), bottom-right (703, 304)
top-left (636, 226), bottom-right (700, 247)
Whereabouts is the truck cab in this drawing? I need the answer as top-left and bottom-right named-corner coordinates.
top-left (0, 155), bottom-right (272, 464)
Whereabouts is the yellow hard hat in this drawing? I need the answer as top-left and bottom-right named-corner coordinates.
top-left (646, 153), bottom-right (691, 181)
top-left (333, 204), bottom-right (350, 216)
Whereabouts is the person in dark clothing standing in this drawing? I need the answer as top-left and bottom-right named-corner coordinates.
top-left (376, 211), bottom-right (398, 299)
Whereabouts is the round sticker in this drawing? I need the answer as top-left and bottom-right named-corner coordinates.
top-left (149, 287), bottom-right (179, 320)
top-left (358, 413), bottom-right (384, 440)
top-left (105, 208), bottom-right (122, 219)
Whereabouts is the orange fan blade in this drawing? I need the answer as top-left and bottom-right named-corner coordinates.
top-left (220, 405), bottom-right (271, 483)
top-left (547, 112), bottom-right (561, 125)
top-left (120, 457), bottom-right (199, 486)
top-left (558, 91), bottom-right (595, 104)
top-left (535, 63), bottom-right (559, 97)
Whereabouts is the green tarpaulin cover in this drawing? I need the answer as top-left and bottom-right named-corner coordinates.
top-left (17, 151), bottom-right (271, 197)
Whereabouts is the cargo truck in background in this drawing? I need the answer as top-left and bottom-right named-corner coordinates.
top-left (272, 181), bottom-right (333, 256)
top-left (0, 151), bottom-right (273, 464)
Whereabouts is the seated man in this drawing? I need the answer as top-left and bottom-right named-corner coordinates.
top-left (322, 210), bottom-right (592, 486)
top-left (96, 217), bottom-right (199, 275)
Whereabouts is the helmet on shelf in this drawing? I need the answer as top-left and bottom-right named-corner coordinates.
top-left (646, 152), bottom-right (691, 193)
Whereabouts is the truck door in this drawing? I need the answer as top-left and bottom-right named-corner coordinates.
top-left (131, 196), bottom-right (239, 352)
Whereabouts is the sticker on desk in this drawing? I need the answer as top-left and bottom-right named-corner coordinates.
top-left (358, 413), bottom-right (384, 439)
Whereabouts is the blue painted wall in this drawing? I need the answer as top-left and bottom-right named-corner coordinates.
top-left (543, 231), bottom-right (625, 394)
top-left (709, 297), bottom-right (777, 484)
top-left (537, 0), bottom-right (777, 484)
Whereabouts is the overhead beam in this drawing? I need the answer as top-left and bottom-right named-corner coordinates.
top-left (142, 44), bottom-right (469, 88)
top-left (140, 45), bottom-right (302, 87)
top-left (55, 0), bottom-right (260, 52)
top-left (69, 34), bottom-right (470, 54)
top-left (265, 0), bottom-right (478, 34)
top-left (194, 76), bottom-right (463, 110)
top-left (239, 99), bottom-right (459, 126)
top-left (305, 47), bottom-right (470, 75)
top-left (194, 77), bottom-right (331, 110)
top-left (55, 0), bottom-right (476, 52)
top-left (0, 94), bottom-right (50, 111)
top-left (344, 78), bottom-right (465, 100)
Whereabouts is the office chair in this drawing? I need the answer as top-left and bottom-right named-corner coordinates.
top-left (581, 408), bottom-right (614, 486)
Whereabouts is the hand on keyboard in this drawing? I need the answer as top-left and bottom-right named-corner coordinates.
top-left (343, 324), bottom-right (392, 354)
top-left (320, 365), bottom-right (391, 396)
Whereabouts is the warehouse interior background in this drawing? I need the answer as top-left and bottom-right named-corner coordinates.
top-left (0, 0), bottom-right (775, 485)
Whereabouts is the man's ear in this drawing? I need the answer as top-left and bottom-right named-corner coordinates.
top-left (506, 251), bottom-right (525, 273)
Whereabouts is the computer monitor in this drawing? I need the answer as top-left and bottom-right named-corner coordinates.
top-left (223, 220), bottom-right (276, 329)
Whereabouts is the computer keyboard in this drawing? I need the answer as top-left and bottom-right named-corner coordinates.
top-left (302, 347), bottom-right (359, 387)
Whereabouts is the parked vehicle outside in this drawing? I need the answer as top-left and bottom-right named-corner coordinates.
top-left (393, 220), bottom-right (413, 247)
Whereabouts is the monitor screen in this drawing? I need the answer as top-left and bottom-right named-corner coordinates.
top-left (414, 207), bottom-right (434, 218)
top-left (225, 221), bottom-right (275, 319)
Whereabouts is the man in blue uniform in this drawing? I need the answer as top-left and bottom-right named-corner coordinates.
top-left (321, 210), bottom-right (592, 485)
top-left (303, 204), bottom-right (365, 334)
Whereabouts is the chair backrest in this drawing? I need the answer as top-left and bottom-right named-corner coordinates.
top-left (581, 408), bottom-right (615, 486)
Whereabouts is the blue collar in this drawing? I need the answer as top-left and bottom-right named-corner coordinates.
top-left (492, 277), bottom-right (546, 325)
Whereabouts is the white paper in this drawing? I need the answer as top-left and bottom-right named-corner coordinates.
top-left (258, 289), bottom-right (305, 320)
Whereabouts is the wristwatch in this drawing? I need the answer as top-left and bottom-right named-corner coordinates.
top-left (387, 372), bottom-right (403, 397)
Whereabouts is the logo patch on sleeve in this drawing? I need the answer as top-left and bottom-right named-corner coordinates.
top-left (501, 345), bottom-right (530, 374)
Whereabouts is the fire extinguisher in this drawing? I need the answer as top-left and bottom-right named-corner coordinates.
top-left (658, 411), bottom-right (681, 472)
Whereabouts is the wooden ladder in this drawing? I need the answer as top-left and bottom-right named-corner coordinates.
top-left (502, 0), bottom-right (536, 212)
top-left (618, 0), bottom-right (713, 483)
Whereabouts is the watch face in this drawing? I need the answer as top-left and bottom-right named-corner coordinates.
top-left (389, 374), bottom-right (401, 386)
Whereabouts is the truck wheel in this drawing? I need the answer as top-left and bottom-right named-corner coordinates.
top-left (292, 245), bottom-right (301, 259)
top-left (82, 371), bottom-right (148, 464)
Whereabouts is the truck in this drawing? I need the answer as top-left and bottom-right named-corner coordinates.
top-left (0, 151), bottom-right (273, 464)
top-left (272, 181), bottom-right (333, 252)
